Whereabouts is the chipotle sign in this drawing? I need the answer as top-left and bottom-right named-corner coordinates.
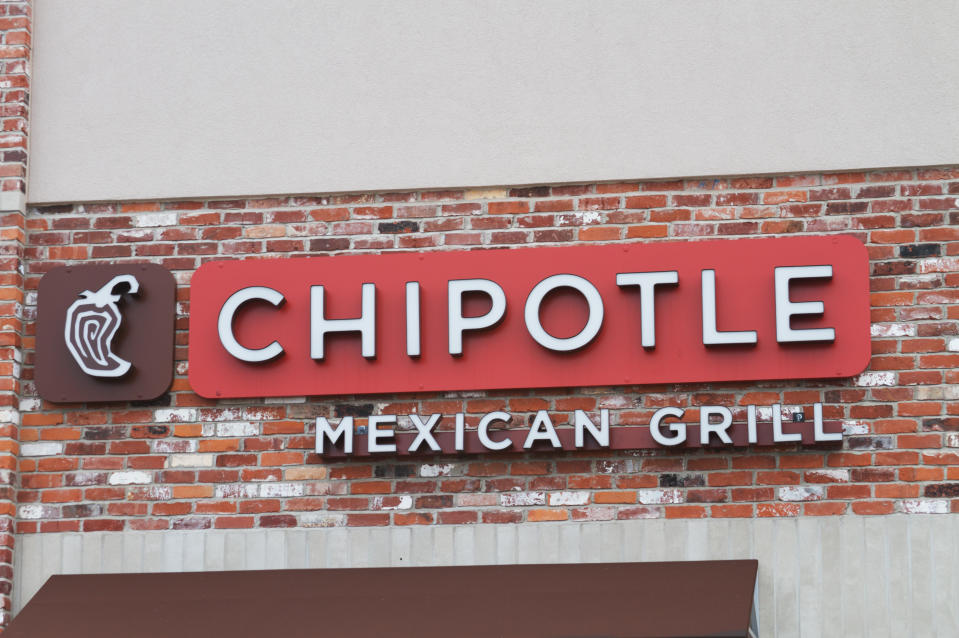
top-left (36, 264), bottom-right (176, 403)
top-left (188, 236), bottom-right (870, 399)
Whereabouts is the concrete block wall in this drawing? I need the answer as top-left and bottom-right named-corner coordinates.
top-left (13, 515), bottom-right (959, 636)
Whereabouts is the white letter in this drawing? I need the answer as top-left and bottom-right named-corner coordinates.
top-left (525, 274), bottom-right (604, 351)
top-left (310, 283), bottom-right (376, 359)
top-left (650, 407), bottom-right (686, 446)
top-left (616, 271), bottom-right (679, 347)
top-left (406, 281), bottom-right (421, 357)
top-left (455, 413), bottom-right (465, 451)
top-left (772, 404), bottom-right (802, 443)
top-left (408, 414), bottom-right (441, 452)
top-left (524, 411), bottom-right (562, 449)
top-left (315, 416), bottom-right (353, 454)
top-left (775, 265), bottom-right (836, 343)
top-left (701, 269), bottom-right (757, 345)
top-left (448, 279), bottom-right (506, 355)
top-left (367, 415), bottom-right (396, 453)
top-left (574, 409), bottom-right (609, 447)
top-left (478, 412), bottom-right (512, 450)
top-left (700, 405), bottom-right (733, 445)
top-left (813, 403), bottom-right (842, 442)
top-left (747, 405), bottom-right (758, 444)
top-left (218, 286), bottom-right (285, 362)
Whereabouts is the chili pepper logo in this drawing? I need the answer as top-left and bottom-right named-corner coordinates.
top-left (64, 274), bottom-right (140, 377)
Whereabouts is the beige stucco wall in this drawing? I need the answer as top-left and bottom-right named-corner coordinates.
top-left (29, 0), bottom-right (959, 203)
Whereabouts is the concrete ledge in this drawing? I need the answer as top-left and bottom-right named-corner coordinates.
top-left (0, 191), bottom-right (25, 214)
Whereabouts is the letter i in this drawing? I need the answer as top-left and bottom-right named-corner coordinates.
top-left (407, 282), bottom-right (420, 357)
top-left (455, 413), bottom-right (465, 451)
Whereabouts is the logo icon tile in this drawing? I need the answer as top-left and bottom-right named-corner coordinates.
top-left (36, 264), bottom-right (175, 403)
top-left (64, 274), bottom-right (141, 377)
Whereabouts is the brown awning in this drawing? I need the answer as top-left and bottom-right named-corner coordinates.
top-left (7, 560), bottom-right (758, 638)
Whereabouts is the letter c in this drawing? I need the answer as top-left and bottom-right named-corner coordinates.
top-left (217, 286), bottom-right (285, 362)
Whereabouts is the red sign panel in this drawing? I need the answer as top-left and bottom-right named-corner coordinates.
top-left (188, 236), bottom-right (870, 399)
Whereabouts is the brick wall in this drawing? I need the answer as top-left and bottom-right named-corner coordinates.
top-left (11, 168), bottom-right (958, 538)
top-left (0, 0), bottom-right (29, 627)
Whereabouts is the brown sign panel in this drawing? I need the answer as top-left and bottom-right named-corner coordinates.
top-left (35, 264), bottom-right (175, 403)
top-left (6, 561), bottom-right (758, 638)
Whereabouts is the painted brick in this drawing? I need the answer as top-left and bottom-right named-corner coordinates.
top-left (779, 486), bottom-right (824, 502)
top-left (638, 489), bottom-right (684, 505)
top-left (19, 442), bottom-right (62, 456)
top-left (107, 471), bottom-right (152, 486)
top-left (167, 454), bottom-right (215, 468)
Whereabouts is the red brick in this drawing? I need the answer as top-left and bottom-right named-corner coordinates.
top-left (488, 201), bottom-right (528, 215)
top-left (327, 498), bottom-right (368, 511)
top-left (510, 461), bottom-right (550, 475)
top-left (346, 514), bottom-right (390, 527)
top-left (593, 491), bottom-right (636, 504)
top-left (153, 502), bottom-right (192, 516)
top-left (731, 456), bottom-right (776, 469)
top-left (922, 451), bottom-right (959, 465)
top-left (260, 515), bottom-right (297, 528)
top-left (779, 455), bottom-right (824, 469)
top-left (875, 484), bottom-right (919, 499)
top-left (687, 457), bottom-right (728, 471)
top-left (83, 519), bottom-right (125, 532)
top-left (578, 226), bottom-right (621, 241)
top-left (804, 502), bottom-right (847, 516)
top-left (394, 512), bottom-right (433, 525)
top-left (330, 465), bottom-right (373, 480)
top-left (616, 475), bottom-right (658, 489)
top-left (625, 224), bottom-right (668, 238)
top-left (438, 511), bottom-right (478, 525)
top-left (568, 475), bottom-right (612, 489)
top-left (624, 195), bottom-right (667, 209)
top-left (851, 501), bottom-right (895, 515)
top-left (708, 471), bottom-right (752, 486)
top-left (709, 504), bottom-right (751, 518)
top-left (596, 182), bottom-right (639, 194)
top-left (350, 481), bottom-right (392, 494)
top-left (482, 510), bottom-right (523, 524)
top-left (874, 451), bottom-right (920, 465)
top-left (756, 471), bottom-right (800, 485)
top-left (899, 467), bottom-right (943, 482)
top-left (527, 509), bottom-right (568, 522)
top-left (579, 197), bottom-right (621, 210)
top-left (665, 505), bottom-right (707, 519)
top-left (827, 453), bottom-right (872, 467)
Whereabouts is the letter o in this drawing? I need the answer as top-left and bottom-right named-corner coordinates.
top-left (524, 274), bottom-right (604, 351)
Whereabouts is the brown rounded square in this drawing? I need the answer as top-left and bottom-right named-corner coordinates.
top-left (36, 264), bottom-right (176, 403)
